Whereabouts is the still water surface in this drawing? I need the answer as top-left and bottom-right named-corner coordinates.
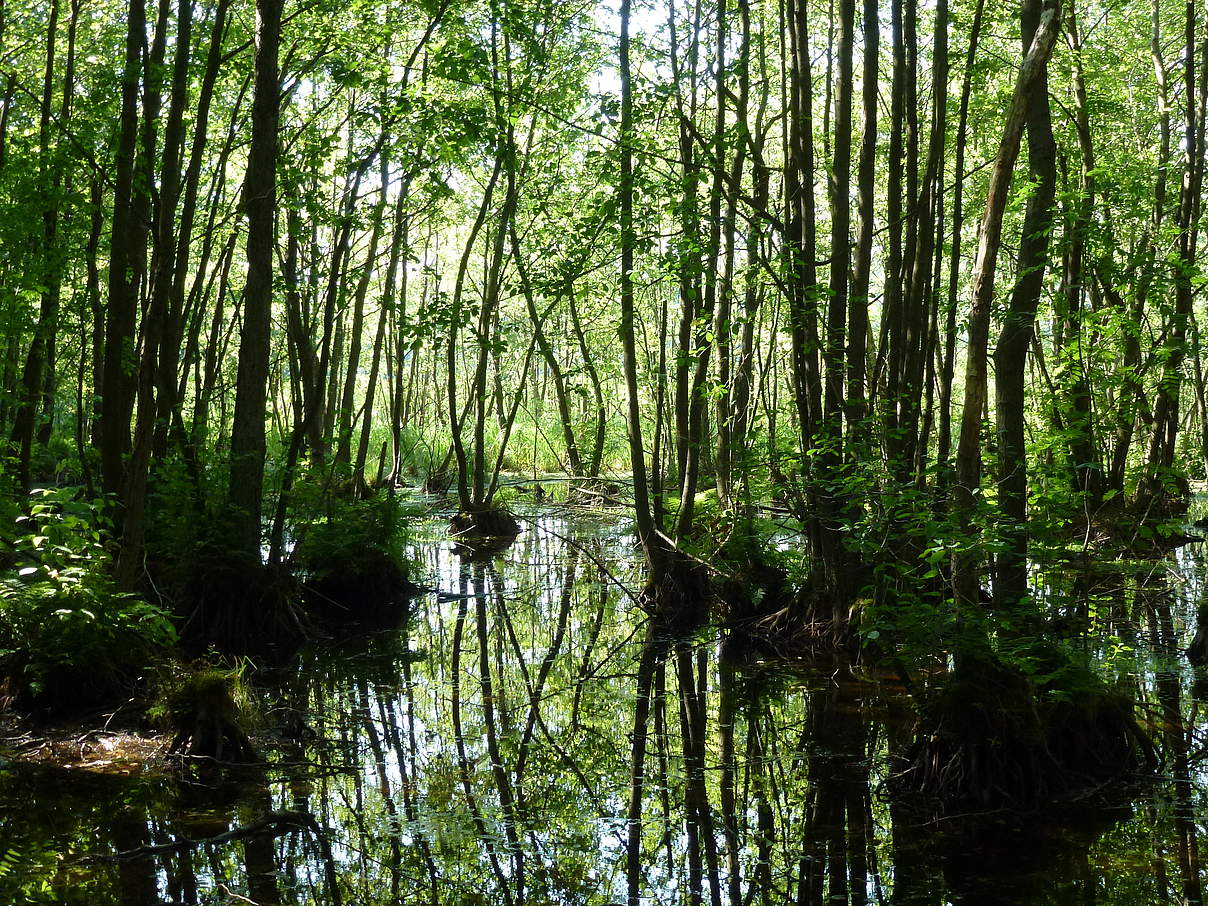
top-left (1, 507), bottom-right (1205, 904)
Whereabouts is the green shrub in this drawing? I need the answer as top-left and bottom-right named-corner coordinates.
top-left (292, 494), bottom-right (423, 619)
top-left (294, 493), bottom-right (418, 573)
top-left (0, 488), bottom-right (176, 706)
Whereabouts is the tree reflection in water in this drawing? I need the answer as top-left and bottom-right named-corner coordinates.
top-left (1, 511), bottom-right (1207, 904)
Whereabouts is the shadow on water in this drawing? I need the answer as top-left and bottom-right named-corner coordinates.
top-left (3, 507), bottom-right (1208, 903)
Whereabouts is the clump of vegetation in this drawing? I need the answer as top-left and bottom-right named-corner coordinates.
top-left (899, 638), bottom-right (1156, 812)
top-left (151, 661), bottom-right (257, 763)
top-left (293, 494), bottom-right (421, 624)
top-left (450, 504), bottom-right (521, 541)
top-left (0, 488), bottom-right (176, 711)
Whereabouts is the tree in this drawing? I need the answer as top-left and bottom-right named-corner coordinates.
top-left (227, 0), bottom-right (283, 557)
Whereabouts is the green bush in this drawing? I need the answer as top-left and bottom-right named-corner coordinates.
top-left (0, 487), bottom-right (177, 705)
top-left (293, 493), bottom-right (419, 575)
top-left (292, 493), bottom-right (423, 618)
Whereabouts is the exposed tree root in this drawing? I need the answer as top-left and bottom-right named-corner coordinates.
top-left (1070, 482), bottom-right (1197, 554)
top-left (159, 669), bottom-right (257, 764)
top-left (716, 555), bottom-right (789, 622)
top-left (178, 550), bottom-right (309, 659)
top-left (721, 566), bottom-right (866, 664)
top-left (726, 607), bottom-right (858, 663)
top-left (566, 479), bottom-right (625, 508)
top-left (638, 551), bottom-right (714, 635)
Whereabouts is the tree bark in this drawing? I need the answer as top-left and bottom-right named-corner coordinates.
top-left (9, 0), bottom-right (62, 491)
top-left (953, 0), bottom-right (1061, 606)
top-left (99, 0), bottom-right (146, 498)
top-left (619, 0), bottom-right (661, 572)
top-left (227, 0), bottom-right (282, 557)
top-left (991, 0), bottom-right (1058, 610)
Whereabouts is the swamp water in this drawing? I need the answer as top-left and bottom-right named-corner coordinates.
top-left (1, 507), bottom-right (1206, 905)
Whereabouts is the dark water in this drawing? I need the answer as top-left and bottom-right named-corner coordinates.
top-left (1, 507), bottom-right (1205, 904)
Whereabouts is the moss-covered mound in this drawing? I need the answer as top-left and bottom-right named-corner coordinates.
top-left (450, 505), bottom-right (521, 540)
top-left (153, 664), bottom-right (257, 764)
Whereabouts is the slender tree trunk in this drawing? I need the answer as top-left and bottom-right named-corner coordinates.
top-left (99, 0), bottom-right (146, 498)
top-left (9, 0), bottom-right (62, 490)
top-left (1145, 0), bottom-right (1203, 495)
top-left (157, 0), bottom-right (232, 456)
top-left (619, 0), bottom-right (662, 572)
top-left (355, 181), bottom-right (409, 491)
top-left (335, 157), bottom-right (390, 469)
top-left (673, 0), bottom-right (727, 540)
top-left (566, 282), bottom-right (606, 478)
top-left (227, 0), bottom-right (282, 557)
top-left (114, 0), bottom-right (195, 589)
top-left (953, 0), bottom-right (1061, 606)
top-left (937, 0), bottom-right (985, 479)
top-left (785, 0), bottom-right (829, 583)
top-left (991, 0), bottom-right (1058, 610)
top-left (825, 0), bottom-right (853, 449)
top-left (872, 0), bottom-right (905, 423)
top-left (1058, 0), bottom-right (1102, 503)
top-left (847, 0), bottom-right (877, 433)
top-left (899, 0), bottom-right (947, 484)
top-left (447, 156), bottom-right (502, 510)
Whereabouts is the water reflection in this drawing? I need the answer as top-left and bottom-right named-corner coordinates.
top-left (2, 511), bottom-right (1208, 904)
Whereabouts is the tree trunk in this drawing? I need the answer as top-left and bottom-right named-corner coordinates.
top-left (1145, 0), bottom-right (1203, 495)
top-left (937, 0), bottom-right (985, 480)
top-left (619, 0), bottom-right (662, 572)
top-left (9, 0), bottom-right (62, 491)
top-left (953, 0), bottom-right (1061, 606)
top-left (991, 0), bottom-right (1058, 610)
top-left (847, 0), bottom-right (877, 433)
top-left (355, 180), bottom-right (409, 491)
top-left (114, 0), bottom-right (195, 589)
top-left (157, 0), bottom-right (233, 457)
top-left (99, 0), bottom-right (146, 498)
top-left (226, 0), bottom-right (281, 557)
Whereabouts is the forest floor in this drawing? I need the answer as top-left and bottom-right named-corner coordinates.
top-left (0, 706), bottom-right (168, 776)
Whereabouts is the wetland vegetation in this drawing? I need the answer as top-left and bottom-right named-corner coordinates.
top-left (2, 0), bottom-right (1208, 899)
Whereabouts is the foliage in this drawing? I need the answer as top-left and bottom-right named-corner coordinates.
top-left (0, 488), bottom-right (176, 704)
top-left (148, 658), bottom-right (256, 732)
top-left (292, 492), bottom-right (424, 620)
top-left (293, 492), bottom-right (420, 580)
